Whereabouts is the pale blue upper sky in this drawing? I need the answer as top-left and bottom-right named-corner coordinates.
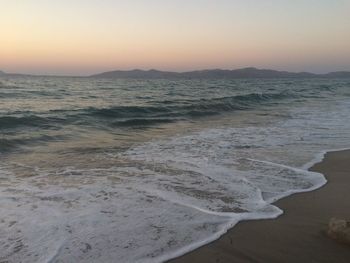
top-left (1, 0), bottom-right (349, 75)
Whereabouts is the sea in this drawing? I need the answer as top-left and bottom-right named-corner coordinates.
top-left (0, 76), bottom-right (349, 262)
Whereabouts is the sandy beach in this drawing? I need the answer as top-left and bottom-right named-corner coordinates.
top-left (170, 150), bottom-right (350, 263)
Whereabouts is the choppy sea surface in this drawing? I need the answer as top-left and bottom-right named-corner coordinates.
top-left (0, 76), bottom-right (350, 262)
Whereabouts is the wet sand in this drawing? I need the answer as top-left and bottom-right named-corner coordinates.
top-left (169, 150), bottom-right (350, 263)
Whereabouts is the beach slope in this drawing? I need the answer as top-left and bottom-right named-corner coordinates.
top-left (170, 150), bottom-right (350, 263)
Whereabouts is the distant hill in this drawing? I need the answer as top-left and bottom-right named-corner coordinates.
top-left (323, 71), bottom-right (350, 78)
top-left (0, 70), bottom-right (5, 76)
top-left (91, 67), bottom-right (350, 79)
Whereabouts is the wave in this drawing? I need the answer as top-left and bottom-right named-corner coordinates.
top-left (111, 118), bottom-right (177, 127)
top-left (0, 115), bottom-right (64, 130)
top-left (0, 134), bottom-right (66, 152)
top-left (0, 92), bottom-right (295, 130)
top-left (0, 138), bottom-right (25, 152)
top-left (84, 91), bottom-right (295, 124)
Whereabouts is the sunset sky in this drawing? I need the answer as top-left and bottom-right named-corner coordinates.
top-left (1, 0), bottom-right (350, 75)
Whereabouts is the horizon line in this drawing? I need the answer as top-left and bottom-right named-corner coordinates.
top-left (1, 66), bottom-right (350, 78)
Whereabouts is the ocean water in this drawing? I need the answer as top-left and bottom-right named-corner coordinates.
top-left (0, 76), bottom-right (350, 262)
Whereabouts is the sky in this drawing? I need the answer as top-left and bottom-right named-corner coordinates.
top-left (1, 0), bottom-right (350, 75)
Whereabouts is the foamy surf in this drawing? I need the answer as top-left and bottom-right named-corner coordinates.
top-left (0, 146), bottom-right (332, 263)
top-left (0, 134), bottom-right (347, 262)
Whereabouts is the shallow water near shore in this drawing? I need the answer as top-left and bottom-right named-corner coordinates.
top-left (0, 77), bottom-right (350, 262)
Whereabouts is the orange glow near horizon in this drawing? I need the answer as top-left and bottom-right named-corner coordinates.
top-left (1, 0), bottom-right (350, 75)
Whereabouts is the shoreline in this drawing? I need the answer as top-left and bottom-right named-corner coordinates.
top-left (169, 149), bottom-right (350, 263)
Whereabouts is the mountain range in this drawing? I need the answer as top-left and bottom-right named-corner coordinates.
top-left (1, 67), bottom-right (350, 79)
top-left (91, 67), bottom-right (350, 79)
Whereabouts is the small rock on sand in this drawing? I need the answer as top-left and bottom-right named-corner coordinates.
top-left (328, 218), bottom-right (350, 245)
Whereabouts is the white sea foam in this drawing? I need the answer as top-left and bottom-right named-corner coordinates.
top-left (1, 100), bottom-right (350, 262)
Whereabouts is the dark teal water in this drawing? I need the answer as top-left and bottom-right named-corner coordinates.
top-left (0, 77), bottom-right (346, 152)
